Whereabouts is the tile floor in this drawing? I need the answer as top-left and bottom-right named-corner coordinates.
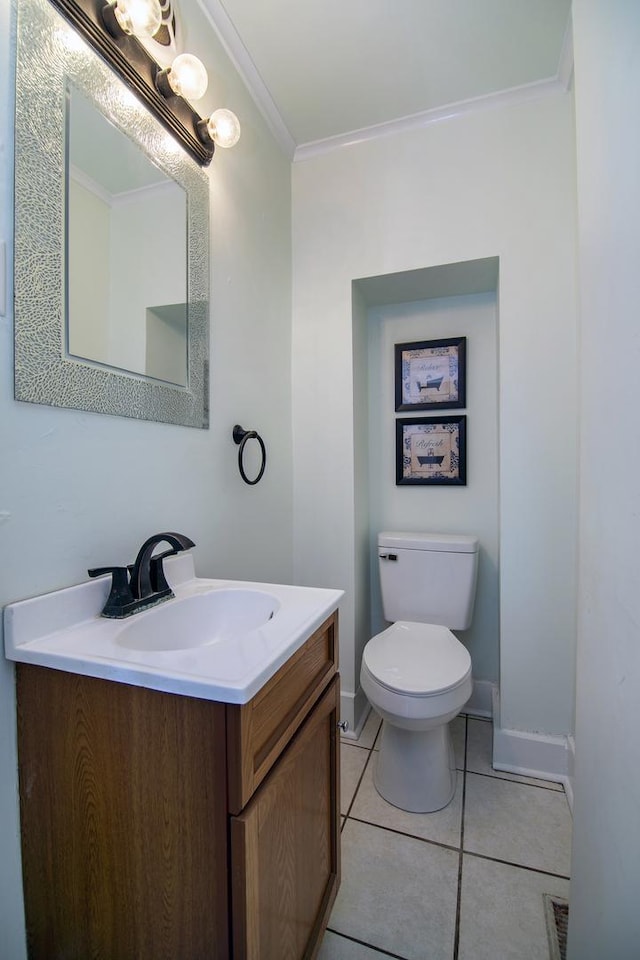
top-left (319, 711), bottom-right (572, 960)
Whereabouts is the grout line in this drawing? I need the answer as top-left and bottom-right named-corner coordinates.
top-left (325, 927), bottom-right (411, 960)
top-left (466, 769), bottom-right (564, 792)
top-left (341, 739), bottom-right (373, 753)
top-left (344, 813), bottom-right (571, 882)
top-left (346, 815), bottom-right (462, 855)
top-left (462, 848), bottom-right (571, 881)
top-left (341, 733), bottom-right (378, 826)
top-left (452, 715), bottom-right (468, 960)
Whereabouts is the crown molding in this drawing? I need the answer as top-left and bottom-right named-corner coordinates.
top-left (198, 0), bottom-right (575, 165)
top-left (294, 76), bottom-right (568, 162)
top-left (557, 9), bottom-right (574, 91)
top-left (197, 0), bottom-right (296, 159)
top-left (70, 164), bottom-right (112, 206)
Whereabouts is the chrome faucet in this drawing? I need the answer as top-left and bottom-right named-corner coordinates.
top-left (89, 532), bottom-right (195, 619)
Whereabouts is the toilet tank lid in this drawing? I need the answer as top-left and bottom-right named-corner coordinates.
top-left (378, 532), bottom-right (479, 553)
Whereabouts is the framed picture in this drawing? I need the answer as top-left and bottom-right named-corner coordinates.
top-left (395, 337), bottom-right (466, 411)
top-left (396, 416), bottom-right (467, 485)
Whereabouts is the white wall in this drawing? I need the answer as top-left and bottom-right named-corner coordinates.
top-left (0, 0), bottom-right (292, 952)
top-left (350, 282), bottom-right (372, 727)
top-left (292, 92), bottom-right (578, 736)
top-left (367, 293), bottom-right (499, 683)
top-left (568, 1), bottom-right (640, 955)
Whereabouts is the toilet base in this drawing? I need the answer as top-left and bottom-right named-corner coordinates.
top-left (374, 720), bottom-right (456, 813)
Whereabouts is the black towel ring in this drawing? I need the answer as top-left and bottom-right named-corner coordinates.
top-left (232, 424), bottom-right (267, 485)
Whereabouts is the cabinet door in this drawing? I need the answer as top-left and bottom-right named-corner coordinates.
top-left (231, 676), bottom-right (340, 960)
top-left (17, 666), bottom-right (230, 960)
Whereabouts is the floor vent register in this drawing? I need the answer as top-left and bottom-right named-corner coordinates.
top-left (544, 894), bottom-right (569, 960)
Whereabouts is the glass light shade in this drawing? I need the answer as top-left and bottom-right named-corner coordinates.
top-left (113, 0), bottom-right (162, 38)
top-left (206, 109), bottom-right (241, 149)
top-left (167, 54), bottom-right (208, 101)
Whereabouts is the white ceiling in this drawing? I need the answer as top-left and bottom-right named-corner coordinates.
top-left (199, 0), bottom-right (573, 160)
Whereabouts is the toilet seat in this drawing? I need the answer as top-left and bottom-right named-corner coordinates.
top-left (362, 621), bottom-right (471, 697)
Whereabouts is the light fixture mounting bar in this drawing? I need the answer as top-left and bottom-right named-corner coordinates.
top-left (48, 0), bottom-right (215, 166)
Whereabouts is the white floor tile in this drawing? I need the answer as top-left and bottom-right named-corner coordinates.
top-left (466, 719), bottom-right (563, 790)
top-left (464, 773), bottom-right (572, 876)
top-left (330, 819), bottom-right (459, 960)
top-left (457, 854), bottom-right (570, 960)
top-left (350, 762), bottom-right (462, 849)
top-left (318, 930), bottom-right (391, 959)
top-left (341, 743), bottom-right (370, 815)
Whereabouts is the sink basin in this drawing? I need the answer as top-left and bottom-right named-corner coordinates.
top-left (4, 552), bottom-right (343, 703)
top-left (116, 589), bottom-right (280, 652)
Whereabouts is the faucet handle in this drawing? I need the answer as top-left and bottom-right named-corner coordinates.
top-left (88, 566), bottom-right (135, 619)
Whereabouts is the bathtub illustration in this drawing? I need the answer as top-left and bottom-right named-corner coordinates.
top-left (416, 376), bottom-right (444, 392)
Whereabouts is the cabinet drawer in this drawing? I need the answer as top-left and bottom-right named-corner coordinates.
top-left (226, 612), bottom-right (337, 813)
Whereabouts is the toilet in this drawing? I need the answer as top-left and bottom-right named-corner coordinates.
top-left (360, 531), bottom-right (479, 813)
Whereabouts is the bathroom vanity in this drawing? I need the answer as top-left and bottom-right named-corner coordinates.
top-left (6, 559), bottom-right (342, 959)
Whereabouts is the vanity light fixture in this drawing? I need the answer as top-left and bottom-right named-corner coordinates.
top-left (49, 0), bottom-right (240, 165)
top-left (156, 57), bottom-right (242, 148)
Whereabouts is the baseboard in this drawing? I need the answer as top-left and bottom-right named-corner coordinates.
top-left (465, 679), bottom-right (495, 718)
top-left (562, 735), bottom-right (575, 812)
top-left (339, 686), bottom-right (370, 740)
top-left (492, 687), bottom-right (571, 786)
top-left (345, 681), bottom-right (573, 795)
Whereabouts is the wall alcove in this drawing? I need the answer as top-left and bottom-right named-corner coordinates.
top-left (351, 257), bottom-right (500, 727)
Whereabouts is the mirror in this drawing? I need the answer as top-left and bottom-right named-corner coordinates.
top-left (66, 84), bottom-right (188, 386)
top-left (14, 0), bottom-right (210, 427)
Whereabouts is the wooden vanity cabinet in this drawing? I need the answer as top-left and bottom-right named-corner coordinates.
top-left (16, 612), bottom-right (340, 960)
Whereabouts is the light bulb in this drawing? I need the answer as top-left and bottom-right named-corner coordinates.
top-left (206, 109), bottom-right (241, 149)
top-left (165, 54), bottom-right (209, 101)
top-left (111, 0), bottom-right (162, 38)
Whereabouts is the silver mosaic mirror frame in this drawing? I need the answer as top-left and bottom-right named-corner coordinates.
top-left (14, 0), bottom-right (210, 428)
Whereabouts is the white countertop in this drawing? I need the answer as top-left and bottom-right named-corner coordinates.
top-left (3, 554), bottom-right (343, 704)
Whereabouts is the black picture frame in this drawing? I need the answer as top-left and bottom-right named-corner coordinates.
top-left (395, 337), bottom-right (466, 411)
top-left (396, 416), bottom-right (467, 486)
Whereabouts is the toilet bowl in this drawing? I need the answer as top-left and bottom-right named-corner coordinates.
top-left (360, 531), bottom-right (478, 813)
top-left (361, 621), bottom-right (472, 812)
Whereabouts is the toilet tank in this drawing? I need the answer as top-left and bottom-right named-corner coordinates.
top-left (378, 532), bottom-right (479, 630)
